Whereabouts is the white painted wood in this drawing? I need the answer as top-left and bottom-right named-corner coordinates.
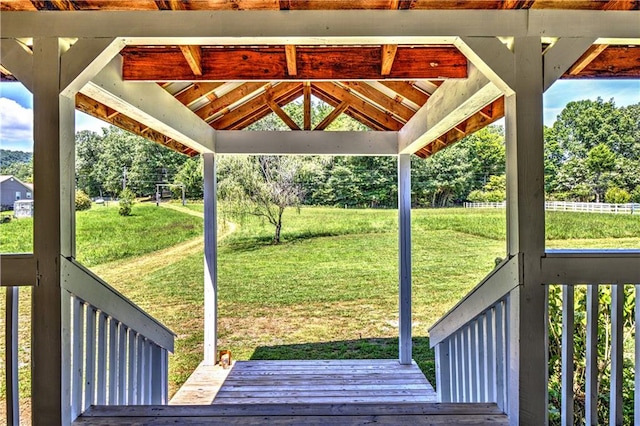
top-left (146, 340), bottom-right (153, 404)
top-left (450, 338), bottom-right (458, 402)
top-left (484, 310), bottom-right (495, 403)
top-left (203, 153), bottom-right (218, 365)
top-left (117, 323), bottom-right (127, 404)
top-left (455, 37), bottom-right (515, 96)
top-left (434, 344), bottom-right (450, 402)
top-left (542, 38), bottom-right (596, 92)
top-left (0, 38), bottom-right (33, 90)
top-left (61, 257), bottom-right (174, 351)
top-left (462, 327), bottom-right (471, 401)
top-left (151, 345), bottom-right (162, 403)
top-left (0, 254), bottom-right (36, 287)
top-left (71, 297), bottom-right (84, 420)
top-left (429, 256), bottom-right (520, 346)
top-left (399, 65), bottom-right (502, 155)
top-left (471, 321), bottom-right (480, 402)
top-left (561, 285), bottom-right (574, 426)
top-left (60, 37), bottom-right (125, 96)
top-left (398, 153), bottom-right (412, 365)
top-left (2, 10), bottom-right (637, 40)
top-left (609, 284), bottom-right (624, 426)
top-left (84, 306), bottom-right (96, 412)
top-left (96, 313), bottom-right (107, 405)
top-left (127, 330), bottom-right (136, 405)
top-left (136, 335), bottom-right (144, 405)
top-left (81, 56), bottom-right (216, 154)
top-left (62, 290), bottom-right (73, 424)
top-left (31, 37), bottom-right (76, 426)
top-left (216, 131), bottom-right (398, 156)
top-left (635, 285), bottom-right (640, 426)
top-left (541, 252), bottom-right (640, 285)
top-left (5, 286), bottom-right (19, 426)
top-left (494, 301), bottom-right (505, 412)
top-left (585, 284), bottom-right (599, 426)
top-left (108, 318), bottom-right (117, 405)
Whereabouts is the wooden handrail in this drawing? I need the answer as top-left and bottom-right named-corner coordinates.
top-left (61, 256), bottom-right (175, 351)
top-left (542, 250), bottom-right (640, 285)
top-left (1, 253), bottom-right (36, 287)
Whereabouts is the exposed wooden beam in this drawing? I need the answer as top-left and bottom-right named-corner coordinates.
top-left (121, 46), bottom-right (467, 81)
top-left (179, 45), bottom-right (203, 76)
top-left (564, 46), bottom-right (640, 78)
top-left (228, 87), bottom-right (303, 130)
top-left (174, 82), bottom-right (224, 106)
top-left (194, 82), bottom-right (268, 121)
top-left (340, 81), bottom-right (414, 121)
top-left (216, 130), bottom-right (398, 155)
top-left (381, 44), bottom-right (398, 76)
top-left (0, 38), bottom-right (33, 90)
top-left (379, 81), bottom-right (429, 106)
top-left (603, 0), bottom-right (638, 11)
top-left (542, 37), bottom-right (597, 91)
top-left (303, 82), bottom-right (312, 130)
top-left (285, 45), bottom-right (297, 76)
top-left (265, 88), bottom-right (301, 130)
top-left (500, 0), bottom-right (535, 9)
top-left (30, 0), bottom-right (78, 10)
top-left (314, 101), bottom-right (349, 131)
top-left (568, 44), bottom-right (609, 75)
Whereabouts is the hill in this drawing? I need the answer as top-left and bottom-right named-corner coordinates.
top-left (0, 149), bottom-right (32, 168)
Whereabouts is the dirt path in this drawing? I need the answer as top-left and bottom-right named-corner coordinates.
top-left (159, 202), bottom-right (204, 218)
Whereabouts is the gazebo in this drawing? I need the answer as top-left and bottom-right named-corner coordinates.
top-left (1, 1), bottom-right (639, 425)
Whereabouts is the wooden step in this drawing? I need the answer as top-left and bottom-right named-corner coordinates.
top-left (75, 402), bottom-right (508, 425)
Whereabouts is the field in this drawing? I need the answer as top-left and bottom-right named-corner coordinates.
top-left (1, 204), bottom-right (639, 420)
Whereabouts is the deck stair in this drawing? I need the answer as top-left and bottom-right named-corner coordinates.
top-left (75, 402), bottom-right (508, 425)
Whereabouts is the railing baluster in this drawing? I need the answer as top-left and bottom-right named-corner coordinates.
top-left (636, 285), bottom-right (640, 426)
top-left (128, 329), bottom-right (136, 404)
top-left (136, 334), bottom-right (144, 404)
top-left (585, 284), bottom-right (599, 426)
top-left (435, 342), bottom-right (451, 402)
top-left (469, 322), bottom-right (477, 401)
top-left (461, 328), bottom-right (469, 401)
top-left (108, 317), bottom-right (117, 404)
top-left (454, 332), bottom-right (462, 402)
top-left (83, 305), bottom-right (96, 411)
top-left (485, 308), bottom-right (495, 403)
top-left (610, 284), bottom-right (624, 425)
top-left (448, 337), bottom-right (457, 403)
top-left (96, 312), bottom-right (107, 405)
top-left (71, 298), bottom-right (84, 420)
top-left (146, 339), bottom-right (153, 404)
top-left (117, 323), bottom-right (127, 404)
top-left (495, 300), bottom-right (505, 411)
top-left (476, 317), bottom-right (485, 402)
top-left (151, 344), bottom-right (163, 403)
top-left (61, 291), bottom-right (72, 425)
top-left (561, 285), bottom-right (575, 426)
top-left (6, 286), bottom-right (19, 426)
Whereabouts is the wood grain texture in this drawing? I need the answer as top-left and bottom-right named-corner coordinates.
top-left (564, 46), bottom-right (640, 78)
top-left (121, 46), bottom-right (467, 81)
top-left (379, 81), bottom-right (430, 106)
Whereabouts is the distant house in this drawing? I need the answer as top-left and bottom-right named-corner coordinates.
top-left (0, 175), bottom-right (33, 211)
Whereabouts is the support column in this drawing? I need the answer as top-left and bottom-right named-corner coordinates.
top-left (398, 153), bottom-right (412, 365)
top-left (203, 153), bottom-right (218, 365)
top-left (504, 37), bottom-right (547, 425)
top-left (31, 37), bottom-right (76, 426)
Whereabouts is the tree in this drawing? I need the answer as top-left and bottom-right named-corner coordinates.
top-left (586, 143), bottom-right (616, 202)
top-left (173, 156), bottom-right (204, 199)
top-left (218, 155), bottom-right (305, 243)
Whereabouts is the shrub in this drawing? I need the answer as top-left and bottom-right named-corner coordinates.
top-left (631, 185), bottom-right (640, 203)
top-left (118, 188), bottom-right (136, 216)
top-left (467, 190), bottom-right (487, 203)
top-left (75, 190), bottom-right (92, 211)
top-left (604, 186), bottom-right (631, 204)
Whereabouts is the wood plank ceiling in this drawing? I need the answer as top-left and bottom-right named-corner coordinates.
top-left (1, 0), bottom-right (638, 158)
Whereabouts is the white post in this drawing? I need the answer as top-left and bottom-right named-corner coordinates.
top-left (504, 36), bottom-right (547, 425)
top-left (31, 37), bottom-right (76, 426)
top-left (203, 153), bottom-right (218, 365)
top-left (398, 153), bottom-right (412, 365)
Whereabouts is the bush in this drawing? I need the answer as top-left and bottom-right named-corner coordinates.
top-left (75, 190), bottom-right (92, 211)
top-left (118, 188), bottom-right (136, 216)
top-left (467, 189), bottom-right (487, 203)
top-left (604, 186), bottom-right (631, 204)
top-left (631, 185), bottom-right (640, 203)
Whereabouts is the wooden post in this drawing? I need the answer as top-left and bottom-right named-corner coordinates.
top-left (398, 153), bottom-right (412, 365)
top-left (31, 37), bottom-right (76, 426)
top-left (504, 36), bottom-right (547, 425)
top-left (203, 153), bottom-right (218, 365)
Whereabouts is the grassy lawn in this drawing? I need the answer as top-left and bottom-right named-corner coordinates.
top-left (2, 205), bottom-right (639, 416)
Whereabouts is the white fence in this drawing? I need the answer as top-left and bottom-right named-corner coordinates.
top-left (464, 201), bottom-right (640, 214)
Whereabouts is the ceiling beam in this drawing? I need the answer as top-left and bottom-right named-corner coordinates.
top-left (265, 88), bottom-right (301, 130)
top-left (285, 45), bottom-right (297, 76)
top-left (194, 82), bottom-right (268, 121)
top-left (2, 10), bottom-right (639, 40)
top-left (121, 46), bottom-right (468, 81)
top-left (340, 81), bottom-right (415, 121)
top-left (314, 101), bottom-right (349, 131)
top-left (543, 37), bottom-right (597, 91)
top-left (567, 44), bottom-right (609, 75)
top-left (381, 44), bottom-right (398, 76)
top-left (81, 55), bottom-right (216, 153)
top-left (399, 64), bottom-right (502, 154)
top-left (174, 82), bottom-right (225, 106)
top-left (303, 82), bottom-right (311, 130)
top-left (378, 81), bottom-right (429, 106)
top-left (563, 46), bottom-right (640, 78)
top-left (215, 130), bottom-right (398, 155)
top-left (179, 45), bottom-right (203, 76)
top-left (0, 39), bottom-right (33, 90)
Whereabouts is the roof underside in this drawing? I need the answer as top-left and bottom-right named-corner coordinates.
top-left (1, 0), bottom-right (639, 158)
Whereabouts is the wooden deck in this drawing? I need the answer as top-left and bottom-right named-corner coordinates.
top-left (169, 359), bottom-right (437, 405)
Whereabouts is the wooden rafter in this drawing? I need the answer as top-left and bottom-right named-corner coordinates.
top-left (314, 101), bottom-right (349, 131)
top-left (340, 81), bottom-right (414, 121)
top-left (228, 88), bottom-right (304, 130)
top-left (378, 81), bottom-right (430, 106)
top-left (174, 82), bottom-right (224, 106)
top-left (568, 44), bottom-right (609, 75)
top-left (285, 45), bottom-right (297, 76)
top-left (381, 44), bottom-right (398, 76)
top-left (303, 82), bottom-right (312, 130)
top-left (179, 45), bottom-right (203, 76)
top-left (30, 0), bottom-right (78, 10)
top-left (194, 82), bottom-right (268, 121)
top-left (564, 46), bottom-right (640, 79)
top-left (121, 46), bottom-right (468, 81)
top-left (500, 0), bottom-right (536, 9)
top-left (265, 87), bottom-right (301, 130)
top-left (602, 0), bottom-right (638, 10)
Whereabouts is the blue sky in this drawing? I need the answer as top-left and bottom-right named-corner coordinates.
top-left (1, 80), bottom-right (639, 152)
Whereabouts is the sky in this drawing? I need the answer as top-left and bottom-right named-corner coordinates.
top-left (1, 79), bottom-right (639, 152)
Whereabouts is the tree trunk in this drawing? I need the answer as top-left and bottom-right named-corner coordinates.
top-left (274, 222), bottom-right (281, 244)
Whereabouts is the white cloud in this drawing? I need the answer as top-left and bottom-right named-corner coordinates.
top-left (0, 96), bottom-right (33, 144)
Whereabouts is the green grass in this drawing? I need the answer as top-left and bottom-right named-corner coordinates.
top-left (0, 203), bottom-right (203, 266)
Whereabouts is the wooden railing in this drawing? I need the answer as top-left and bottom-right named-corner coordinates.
top-left (61, 257), bottom-right (175, 421)
top-left (429, 255), bottom-right (520, 412)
